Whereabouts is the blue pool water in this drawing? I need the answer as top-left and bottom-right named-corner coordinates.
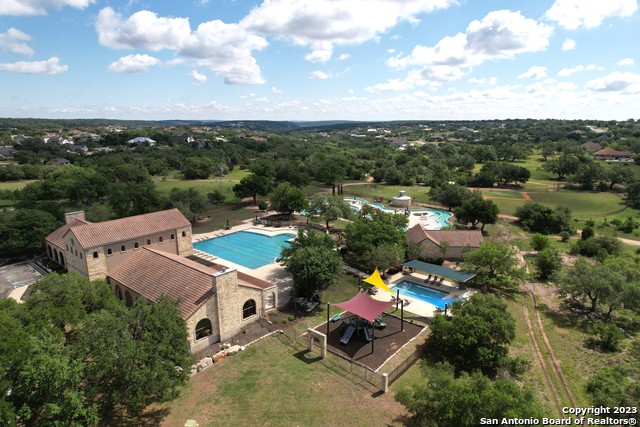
top-left (392, 280), bottom-right (464, 309)
top-left (345, 198), bottom-right (453, 229)
top-left (194, 231), bottom-right (294, 269)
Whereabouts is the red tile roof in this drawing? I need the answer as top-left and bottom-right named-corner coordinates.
top-left (406, 224), bottom-right (483, 248)
top-left (594, 147), bottom-right (633, 157)
top-left (108, 248), bottom-right (273, 319)
top-left (45, 218), bottom-right (91, 250)
top-left (108, 248), bottom-right (215, 319)
top-left (65, 208), bottom-right (190, 249)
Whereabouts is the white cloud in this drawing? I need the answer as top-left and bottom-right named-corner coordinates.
top-left (0, 0), bottom-right (95, 16)
top-left (561, 38), bottom-right (576, 51)
top-left (365, 78), bottom-right (415, 92)
top-left (190, 69), bottom-right (207, 84)
top-left (271, 86), bottom-right (282, 93)
top-left (518, 66), bottom-right (548, 80)
top-left (545, 0), bottom-right (638, 30)
top-left (107, 54), bottom-right (160, 73)
top-left (587, 71), bottom-right (640, 93)
top-left (180, 20), bottom-right (267, 84)
top-left (241, 0), bottom-right (458, 62)
top-left (338, 53), bottom-right (350, 61)
top-left (0, 28), bottom-right (34, 56)
top-left (618, 58), bottom-right (635, 66)
top-left (255, 97), bottom-right (269, 103)
top-left (96, 7), bottom-right (191, 51)
top-left (309, 70), bottom-right (332, 80)
top-left (388, 10), bottom-right (552, 69)
top-left (95, 7), bottom-right (267, 85)
top-left (557, 64), bottom-right (602, 77)
top-left (387, 48), bottom-right (396, 54)
top-left (376, 10), bottom-right (551, 91)
top-left (0, 56), bottom-right (67, 73)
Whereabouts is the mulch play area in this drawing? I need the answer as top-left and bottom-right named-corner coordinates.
top-left (314, 311), bottom-right (426, 371)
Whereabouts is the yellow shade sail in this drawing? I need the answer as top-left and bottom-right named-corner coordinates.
top-left (363, 267), bottom-right (395, 295)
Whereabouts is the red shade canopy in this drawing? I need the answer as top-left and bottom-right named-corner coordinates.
top-left (333, 291), bottom-right (396, 322)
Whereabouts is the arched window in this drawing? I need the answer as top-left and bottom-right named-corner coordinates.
top-left (125, 291), bottom-right (133, 307)
top-left (134, 242), bottom-right (139, 249)
top-left (115, 285), bottom-right (122, 300)
top-left (170, 234), bottom-right (175, 240)
top-left (120, 245), bottom-right (126, 252)
top-left (159, 236), bottom-right (164, 243)
top-left (47, 246), bottom-right (52, 257)
top-left (195, 318), bottom-right (213, 340)
top-left (107, 248), bottom-right (113, 256)
top-left (182, 231), bottom-right (187, 237)
top-left (265, 292), bottom-right (275, 310)
top-left (147, 239), bottom-right (151, 246)
top-left (242, 300), bottom-right (257, 319)
top-left (93, 251), bottom-right (98, 259)
top-left (80, 253), bottom-right (83, 260)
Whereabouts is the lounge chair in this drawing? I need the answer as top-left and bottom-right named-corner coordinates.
top-left (430, 275), bottom-right (438, 284)
top-left (425, 274), bottom-right (432, 283)
top-left (437, 277), bottom-right (445, 286)
top-left (330, 313), bottom-right (341, 323)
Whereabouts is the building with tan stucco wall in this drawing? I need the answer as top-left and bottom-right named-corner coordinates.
top-left (45, 209), bottom-right (277, 352)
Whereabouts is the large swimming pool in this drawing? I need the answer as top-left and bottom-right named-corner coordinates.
top-left (392, 280), bottom-right (464, 309)
top-left (194, 231), bottom-right (294, 269)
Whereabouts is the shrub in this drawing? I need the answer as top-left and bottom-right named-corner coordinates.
top-left (530, 233), bottom-right (550, 251)
top-left (581, 225), bottom-right (595, 240)
top-left (258, 201), bottom-right (268, 211)
top-left (560, 231), bottom-right (571, 242)
top-left (591, 322), bottom-right (624, 352)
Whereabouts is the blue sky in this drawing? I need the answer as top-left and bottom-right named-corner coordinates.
top-left (0, 0), bottom-right (638, 121)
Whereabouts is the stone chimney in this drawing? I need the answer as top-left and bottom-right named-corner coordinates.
top-left (65, 210), bottom-right (86, 224)
top-left (212, 268), bottom-right (241, 341)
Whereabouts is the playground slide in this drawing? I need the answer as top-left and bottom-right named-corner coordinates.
top-left (340, 323), bottom-right (356, 345)
top-left (363, 323), bottom-right (372, 342)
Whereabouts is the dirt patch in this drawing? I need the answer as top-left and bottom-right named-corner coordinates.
top-left (193, 318), bottom-right (279, 359)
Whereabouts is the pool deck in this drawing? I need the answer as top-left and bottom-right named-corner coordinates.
top-left (192, 221), bottom-right (297, 306)
top-left (370, 271), bottom-right (474, 318)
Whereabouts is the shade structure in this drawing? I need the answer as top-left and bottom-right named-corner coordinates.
top-left (333, 291), bottom-right (396, 322)
top-left (363, 267), bottom-right (395, 295)
top-left (403, 260), bottom-right (476, 283)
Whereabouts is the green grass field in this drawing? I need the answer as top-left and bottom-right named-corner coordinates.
top-left (482, 190), bottom-right (525, 199)
top-left (0, 179), bottom-right (37, 191)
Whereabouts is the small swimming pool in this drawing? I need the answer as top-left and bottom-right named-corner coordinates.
top-left (194, 231), bottom-right (294, 269)
top-left (392, 280), bottom-right (464, 309)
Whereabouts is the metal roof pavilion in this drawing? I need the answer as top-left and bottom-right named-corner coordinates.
top-left (403, 260), bottom-right (476, 283)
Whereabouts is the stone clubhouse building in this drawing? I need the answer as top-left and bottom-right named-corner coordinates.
top-left (45, 209), bottom-right (278, 352)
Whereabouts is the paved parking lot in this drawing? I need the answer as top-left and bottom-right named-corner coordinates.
top-left (0, 262), bottom-right (44, 301)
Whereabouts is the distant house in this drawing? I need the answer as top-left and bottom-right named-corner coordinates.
top-left (594, 147), bottom-right (634, 161)
top-left (46, 157), bottom-right (70, 165)
top-left (67, 144), bottom-right (88, 154)
top-left (406, 224), bottom-right (483, 260)
top-left (0, 146), bottom-right (17, 160)
top-left (127, 136), bottom-right (156, 146)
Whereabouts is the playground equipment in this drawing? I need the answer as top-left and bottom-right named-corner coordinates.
top-left (340, 320), bottom-right (356, 344)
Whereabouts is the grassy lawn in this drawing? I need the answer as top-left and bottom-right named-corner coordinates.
top-left (192, 207), bottom-right (258, 234)
top-left (0, 179), bottom-right (37, 191)
top-left (529, 191), bottom-right (630, 219)
top-left (482, 190), bottom-right (525, 199)
top-left (160, 336), bottom-right (406, 427)
top-left (342, 183), bottom-right (433, 205)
